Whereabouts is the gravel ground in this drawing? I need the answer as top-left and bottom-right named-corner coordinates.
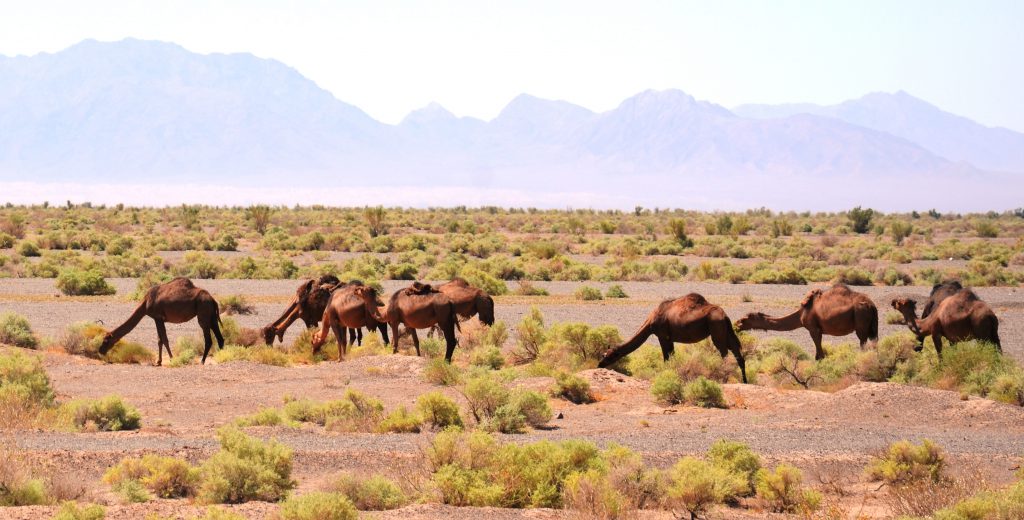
top-left (1, 277), bottom-right (1023, 519)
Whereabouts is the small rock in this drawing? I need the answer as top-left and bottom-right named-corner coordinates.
top-left (556, 412), bottom-right (564, 419)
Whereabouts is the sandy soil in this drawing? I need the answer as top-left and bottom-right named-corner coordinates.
top-left (1, 278), bottom-right (1022, 519)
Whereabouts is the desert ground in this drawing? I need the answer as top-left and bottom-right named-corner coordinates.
top-left (1, 277), bottom-right (1022, 519)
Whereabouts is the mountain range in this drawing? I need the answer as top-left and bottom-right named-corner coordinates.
top-left (0, 39), bottom-right (1020, 210)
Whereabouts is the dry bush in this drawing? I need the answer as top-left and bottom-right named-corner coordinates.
top-left (883, 469), bottom-right (988, 517)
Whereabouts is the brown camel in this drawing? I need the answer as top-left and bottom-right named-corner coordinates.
top-left (597, 293), bottom-right (748, 383)
top-left (915, 281), bottom-right (963, 344)
top-left (383, 283), bottom-right (459, 362)
top-left (99, 277), bottom-right (223, 365)
top-left (262, 276), bottom-right (384, 346)
top-left (891, 289), bottom-right (1000, 356)
top-left (735, 284), bottom-right (878, 360)
top-left (310, 285), bottom-right (389, 361)
top-left (436, 278), bottom-right (496, 325)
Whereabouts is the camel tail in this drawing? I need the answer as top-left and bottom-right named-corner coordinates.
top-left (597, 314), bottom-right (656, 368)
top-left (989, 316), bottom-right (1001, 352)
top-left (867, 306), bottom-right (879, 342)
top-left (451, 302), bottom-right (461, 333)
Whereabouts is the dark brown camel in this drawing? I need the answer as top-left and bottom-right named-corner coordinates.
top-left (915, 281), bottom-right (963, 344)
top-left (597, 293), bottom-right (747, 383)
top-left (99, 277), bottom-right (223, 365)
top-left (262, 276), bottom-right (384, 346)
top-left (891, 289), bottom-right (1000, 356)
top-left (383, 283), bottom-right (460, 362)
top-left (311, 285), bottom-right (389, 361)
top-left (436, 278), bottom-right (496, 326)
top-left (735, 284), bottom-right (878, 360)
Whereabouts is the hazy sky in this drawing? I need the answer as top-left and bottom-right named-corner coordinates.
top-left (2, 0), bottom-right (1022, 131)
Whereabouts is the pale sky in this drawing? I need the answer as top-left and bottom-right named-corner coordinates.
top-left (1, 0), bottom-right (1022, 131)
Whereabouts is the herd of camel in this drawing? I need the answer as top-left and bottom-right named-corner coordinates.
top-left (96, 276), bottom-right (1001, 384)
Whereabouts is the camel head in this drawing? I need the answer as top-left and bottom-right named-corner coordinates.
top-left (354, 286), bottom-right (387, 321)
top-left (890, 297), bottom-right (917, 316)
top-left (261, 326), bottom-right (277, 346)
top-left (735, 312), bottom-right (768, 331)
top-left (98, 332), bottom-right (117, 355)
top-left (310, 329), bottom-right (327, 352)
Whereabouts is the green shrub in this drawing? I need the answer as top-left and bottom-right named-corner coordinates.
top-left (377, 406), bottom-right (422, 433)
top-left (213, 345), bottom-right (291, 366)
top-left (487, 403), bottom-right (527, 434)
top-left (416, 391), bottom-right (463, 428)
top-left (683, 376), bottom-right (726, 408)
top-left (234, 407), bottom-right (289, 427)
top-left (755, 464), bottom-right (821, 513)
top-left (0, 232), bottom-right (14, 248)
top-left (665, 457), bottom-right (745, 519)
top-left (103, 454), bottom-right (198, 499)
top-left (574, 286), bottom-right (603, 301)
top-left (197, 427), bottom-right (295, 503)
top-left (0, 312), bottom-right (38, 349)
top-left (469, 346), bottom-right (505, 369)
top-left (423, 358), bottom-right (462, 385)
top-left (928, 480), bottom-right (1024, 520)
top-left (848, 206), bottom-right (875, 234)
top-left (707, 440), bottom-right (762, 496)
top-left (332, 473), bottom-right (407, 510)
top-left (563, 469), bottom-right (631, 520)
top-left (508, 390), bottom-right (553, 428)
top-left (56, 269), bottom-right (116, 296)
top-left (51, 502), bottom-right (105, 520)
top-left (60, 395), bottom-right (142, 431)
top-left (114, 478), bottom-right (150, 503)
top-left (865, 439), bottom-right (944, 484)
top-left (104, 340), bottom-right (154, 365)
top-left (279, 492), bottom-right (357, 520)
top-left (17, 240), bottom-right (40, 257)
top-left (191, 507), bottom-right (247, 520)
top-left (167, 337), bottom-right (200, 367)
top-left (218, 295), bottom-right (254, 316)
top-left (605, 285), bottom-right (628, 298)
top-left (988, 371), bottom-right (1024, 406)
top-left (0, 477), bottom-right (48, 506)
top-left (553, 372), bottom-right (594, 404)
top-left (0, 350), bottom-right (54, 406)
top-left (650, 370), bottom-right (684, 404)
top-left (463, 374), bottom-right (510, 422)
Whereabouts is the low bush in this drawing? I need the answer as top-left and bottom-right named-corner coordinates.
top-left (50, 321), bottom-right (153, 364)
top-left (563, 469), bottom-right (631, 520)
top-left (423, 358), bottom-right (462, 385)
top-left (416, 391), bottom-right (463, 429)
top-left (279, 492), bottom-right (358, 520)
top-left (103, 454), bottom-right (198, 499)
top-left (218, 295), bottom-right (255, 316)
top-left (928, 480), bottom-right (1024, 520)
top-left (553, 372), bottom-right (594, 404)
top-left (235, 407), bottom-right (290, 427)
top-left (60, 395), bottom-right (142, 431)
top-left (377, 406), bottom-right (422, 433)
top-left (51, 502), bottom-right (105, 520)
top-left (0, 350), bottom-right (55, 408)
top-left (683, 376), bottom-right (726, 408)
top-left (574, 286), bottom-right (603, 301)
top-left (509, 390), bottom-right (553, 428)
top-left (0, 455), bottom-right (48, 505)
top-left (707, 440), bottom-right (762, 496)
top-left (650, 370), bottom-right (684, 404)
top-left (331, 473), bottom-right (407, 510)
top-left (665, 457), bottom-right (745, 519)
top-left (197, 427), bottom-right (295, 504)
top-left (213, 345), bottom-right (291, 366)
top-left (469, 345), bottom-right (505, 369)
top-left (605, 285), bottom-right (628, 298)
top-left (17, 240), bottom-right (40, 257)
top-left (865, 439), bottom-right (945, 484)
top-left (56, 269), bottom-right (116, 296)
top-left (0, 312), bottom-right (37, 349)
top-left (755, 464), bottom-right (821, 513)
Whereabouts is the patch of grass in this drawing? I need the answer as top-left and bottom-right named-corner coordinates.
top-left (553, 372), bottom-right (594, 404)
top-left (423, 357), bottom-right (462, 385)
top-left (605, 285), bottom-right (628, 298)
top-left (218, 295), bottom-right (255, 316)
top-left (865, 439), bottom-right (945, 484)
top-left (103, 340), bottom-right (154, 365)
top-left (167, 336), bottom-right (201, 367)
top-left (650, 370), bottom-right (683, 405)
top-left (665, 457), bottom-right (745, 519)
top-left (885, 310), bottom-right (906, 325)
top-left (213, 345), bottom-right (291, 366)
top-left (331, 473), bottom-right (407, 510)
top-left (574, 286), bottom-right (603, 301)
top-left (59, 395), bottom-right (142, 432)
top-left (514, 281), bottom-right (549, 296)
top-left (0, 350), bottom-right (54, 406)
top-left (279, 492), bottom-right (357, 520)
top-left (56, 269), bottom-right (116, 296)
top-left (50, 321), bottom-right (153, 364)
top-left (234, 407), bottom-right (291, 427)
top-left (104, 454), bottom-right (198, 499)
top-left (755, 464), bottom-right (821, 513)
top-left (197, 426), bottom-right (295, 504)
top-left (707, 440), bottom-right (762, 496)
top-left (377, 406), bottom-right (422, 433)
top-left (51, 502), bottom-right (106, 520)
top-left (682, 376), bottom-right (726, 408)
top-left (0, 312), bottom-right (37, 349)
top-left (416, 391), bottom-right (463, 429)
top-left (469, 345), bottom-right (505, 369)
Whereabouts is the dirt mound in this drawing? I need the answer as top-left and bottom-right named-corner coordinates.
top-left (822, 382), bottom-right (1024, 429)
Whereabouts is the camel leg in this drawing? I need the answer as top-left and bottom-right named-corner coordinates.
top-left (212, 318), bottom-right (224, 349)
top-left (443, 317), bottom-right (458, 363)
top-left (357, 327), bottom-right (363, 346)
top-left (201, 325), bottom-right (214, 364)
top-left (411, 329), bottom-right (421, 357)
top-left (154, 319), bottom-right (169, 366)
top-left (391, 323), bottom-right (401, 354)
top-left (657, 334), bottom-right (675, 362)
top-left (809, 327), bottom-right (825, 360)
top-left (932, 333), bottom-right (943, 358)
top-left (378, 323), bottom-right (390, 346)
top-left (331, 322), bottom-right (347, 362)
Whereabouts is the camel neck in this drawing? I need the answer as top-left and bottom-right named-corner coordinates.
top-left (108, 301), bottom-right (149, 344)
top-left (757, 308), bottom-right (803, 331)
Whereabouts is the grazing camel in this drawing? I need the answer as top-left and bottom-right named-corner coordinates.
top-left (383, 283), bottom-right (460, 362)
top-left (262, 276), bottom-right (380, 346)
top-left (597, 293), bottom-right (748, 383)
top-left (916, 281), bottom-right (963, 344)
top-left (436, 278), bottom-right (496, 326)
top-left (735, 284), bottom-right (878, 360)
top-left (311, 285), bottom-right (389, 361)
top-left (891, 289), bottom-right (1000, 356)
top-left (99, 277), bottom-right (223, 365)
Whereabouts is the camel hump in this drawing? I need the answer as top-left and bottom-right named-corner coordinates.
top-left (407, 282), bottom-right (437, 295)
top-left (168, 277), bottom-right (196, 288)
top-left (801, 288), bottom-right (823, 307)
top-left (681, 293), bottom-right (708, 305)
top-left (447, 277), bottom-right (471, 287)
top-left (957, 288), bottom-right (981, 302)
top-left (317, 274), bottom-right (342, 286)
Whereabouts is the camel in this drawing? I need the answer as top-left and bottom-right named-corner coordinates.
top-left (915, 281), bottom-right (963, 344)
top-left (597, 293), bottom-right (748, 383)
top-left (383, 283), bottom-right (460, 362)
top-left (99, 277), bottom-right (223, 365)
top-left (891, 289), bottom-right (1000, 356)
top-left (310, 285), bottom-right (389, 361)
top-left (435, 278), bottom-right (496, 326)
top-left (735, 284), bottom-right (878, 360)
top-left (262, 276), bottom-right (383, 346)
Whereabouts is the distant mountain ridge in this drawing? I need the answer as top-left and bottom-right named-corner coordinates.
top-left (0, 39), bottom-right (1021, 210)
